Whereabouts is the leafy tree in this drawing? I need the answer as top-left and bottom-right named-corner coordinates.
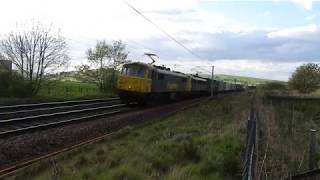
top-left (0, 21), bottom-right (69, 95)
top-left (288, 63), bottom-right (320, 93)
top-left (80, 40), bottom-right (129, 93)
top-left (76, 65), bottom-right (118, 93)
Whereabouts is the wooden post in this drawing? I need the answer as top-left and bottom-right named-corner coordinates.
top-left (211, 65), bottom-right (214, 97)
top-left (309, 129), bottom-right (317, 170)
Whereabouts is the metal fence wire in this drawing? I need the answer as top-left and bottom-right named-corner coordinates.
top-left (243, 96), bottom-right (258, 180)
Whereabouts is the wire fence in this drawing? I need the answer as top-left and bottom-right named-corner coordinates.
top-left (243, 96), bottom-right (258, 180)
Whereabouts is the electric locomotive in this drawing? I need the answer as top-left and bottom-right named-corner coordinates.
top-left (117, 60), bottom-right (244, 104)
top-left (117, 62), bottom-right (214, 103)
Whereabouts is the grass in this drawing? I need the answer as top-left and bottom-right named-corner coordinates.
top-left (311, 89), bottom-right (320, 96)
top-left (8, 92), bottom-right (251, 180)
top-left (256, 92), bottom-right (320, 178)
top-left (38, 80), bottom-right (103, 98)
top-left (0, 80), bottom-right (115, 105)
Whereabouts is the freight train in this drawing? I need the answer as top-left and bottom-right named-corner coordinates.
top-left (117, 62), bottom-right (244, 104)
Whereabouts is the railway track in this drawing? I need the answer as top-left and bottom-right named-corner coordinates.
top-left (0, 97), bottom-right (207, 179)
top-left (0, 97), bottom-right (133, 137)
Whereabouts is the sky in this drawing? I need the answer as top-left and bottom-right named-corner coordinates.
top-left (0, 0), bottom-right (320, 81)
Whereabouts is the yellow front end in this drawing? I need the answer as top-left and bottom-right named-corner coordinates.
top-left (117, 75), bottom-right (151, 93)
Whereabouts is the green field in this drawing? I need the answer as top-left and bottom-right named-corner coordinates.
top-left (0, 80), bottom-right (114, 105)
top-left (38, 80), bottom-right (104, 99)
top-left (10, 92), bottom-right (250, 180)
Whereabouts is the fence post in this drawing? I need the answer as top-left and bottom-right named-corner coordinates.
top-left (309, 129), bottom-right (317, 171)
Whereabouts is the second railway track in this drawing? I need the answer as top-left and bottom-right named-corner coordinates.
top-left (0, 97), bottom-right (135, 137)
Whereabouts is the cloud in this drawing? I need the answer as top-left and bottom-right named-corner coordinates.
top-left (262, 11), bottom-right (271, 17)
top-left (136, 25), bottom-right (320, 62)
top-left (267, 24), bottom-right (318, 39)
top-left (292, 0), bottom-right (313, 10)
top-left (306, 14), bottom-right (317, 20)
top-left (149, 58), bottom-right (316, 81)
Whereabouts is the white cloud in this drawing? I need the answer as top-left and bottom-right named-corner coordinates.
top-left (306, 14), bottom-right (317, 20)
top-left (262, 11), bottom-right (271, 17)
top-left (292, 0), bottom-right (313, 10)
top-left (275, 0), bottom-right (314, 10)
top-left (150, 58), bottom-right (313, 81)
top-left (267, 24), bottom-right (318, 38)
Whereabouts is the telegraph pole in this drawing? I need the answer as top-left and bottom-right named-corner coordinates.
top-left (211, 65), bottom-right (215, 97)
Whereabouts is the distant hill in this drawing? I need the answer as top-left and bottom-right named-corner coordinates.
top-left (198, 73), bottom-right (282, 85)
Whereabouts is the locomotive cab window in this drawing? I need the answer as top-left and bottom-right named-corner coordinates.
top-left (121, 65), bottom-right (146, 78)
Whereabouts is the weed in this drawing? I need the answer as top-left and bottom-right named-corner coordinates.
top-left (107, 165), bottom-right (145, 180)
top-left (74, 155), bottom-right (89, 169)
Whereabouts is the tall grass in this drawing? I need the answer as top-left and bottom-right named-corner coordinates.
top-left (257, 96), bottom-right (320, 179)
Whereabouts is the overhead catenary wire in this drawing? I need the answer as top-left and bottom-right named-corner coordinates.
top-left (122, 0), bottom-right (204, 61)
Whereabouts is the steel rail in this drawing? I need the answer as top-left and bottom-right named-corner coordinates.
top-left (0, 104), bottom-right (126, 124)
top-left (0, 100), bottom-right (121, 117)
top-left (0, 97), bottom-right (120, 111)
top-left (0, 131), bottom-right (116, 179)
top-left (0, 109), bottom-right (127, 137)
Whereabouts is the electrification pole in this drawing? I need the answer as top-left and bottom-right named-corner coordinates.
top-left (211, 65), bottom-right (215, 97)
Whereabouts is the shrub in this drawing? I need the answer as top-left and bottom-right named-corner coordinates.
top-left (0, 71), bottom-right (34, 97)
top-left (259, 82), bottom-right (287, 91)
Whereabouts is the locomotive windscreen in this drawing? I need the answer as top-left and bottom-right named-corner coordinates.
top-left (121, 65), bottom-right (146, 78)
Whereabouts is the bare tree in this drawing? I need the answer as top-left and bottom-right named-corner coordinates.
top-left (0, 22), bottom-right (69, 94)
top-left (84, 40), bottom-right (129, 92)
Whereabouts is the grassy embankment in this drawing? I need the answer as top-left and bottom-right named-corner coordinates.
top-left (9, 92), bottom-right (251, 180)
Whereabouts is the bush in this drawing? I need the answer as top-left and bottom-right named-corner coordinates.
top-left (0, 71), bottom-right (34, 98)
